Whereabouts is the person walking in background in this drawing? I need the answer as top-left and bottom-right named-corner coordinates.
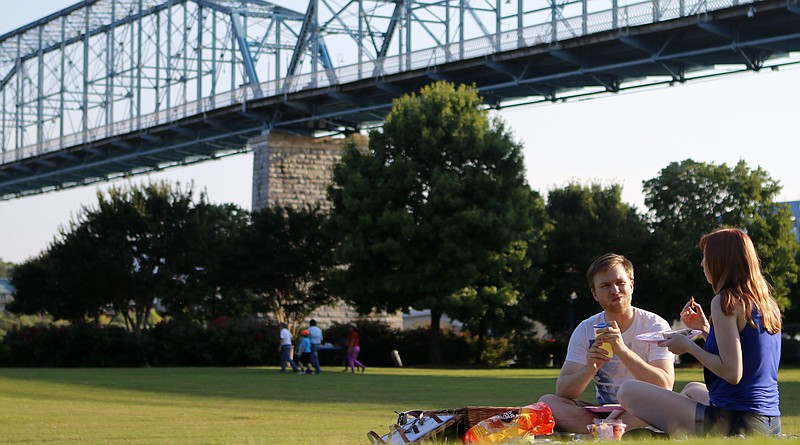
top-left (338, 336), bottom-right (349, 372)
top-left (279, 322), bottom-right (300, 373)
top-left (618, 228), bottom-right (782, 437)
top-left (308, 319), bottom-right (323, 374)
top-left (538, 253), bottom-right (675, 433)
top-left (346, 323), bottom-right (366, 373)
top-left (297, 329), bottom-right (314, 374)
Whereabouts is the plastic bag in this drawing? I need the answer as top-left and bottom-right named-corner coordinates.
top-left (463, 402), bottom-right (555, 444)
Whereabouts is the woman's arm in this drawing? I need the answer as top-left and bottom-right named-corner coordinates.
top-left (663, 295), bottom-right (743, 384)
top-left (704, 295), bottom-right (744, 384)
top-left (689, 296), bottom-right (744, 384)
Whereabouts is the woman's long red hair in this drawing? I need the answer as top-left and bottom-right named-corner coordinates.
top-left (699, 228), bottom-right (781, 334)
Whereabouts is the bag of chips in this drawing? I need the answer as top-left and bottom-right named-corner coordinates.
top-left (463, 402), bottom-right (555, 444)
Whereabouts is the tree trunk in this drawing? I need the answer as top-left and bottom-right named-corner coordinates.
top-left (475, 314), bottom-right (488, 365)
top-left (429, 308), bottom-right (443, 364)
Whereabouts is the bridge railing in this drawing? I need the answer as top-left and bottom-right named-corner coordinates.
top-left (2, 0), bottom-right (758, 167)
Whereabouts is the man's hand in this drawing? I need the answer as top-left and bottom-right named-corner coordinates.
top-left (595, 321), bottom-right (625, 357)
top-left (587, 342), bottom-right (612, 372)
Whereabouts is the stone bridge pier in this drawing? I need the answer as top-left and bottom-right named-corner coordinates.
top-left (250, 130), bottom-right (362, 212)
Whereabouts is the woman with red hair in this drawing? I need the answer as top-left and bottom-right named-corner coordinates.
top-left (618, 228), bottom-right (782, 437)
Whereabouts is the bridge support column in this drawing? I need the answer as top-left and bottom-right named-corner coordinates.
top-left (250, 130), bottom-right (365, 212)
top-left (250, 133), bottom-right (271, 212)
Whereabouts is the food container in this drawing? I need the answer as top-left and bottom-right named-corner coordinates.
top-left (592, 322), bottom-right (614, 358)
top-left (586, 420), bottom-right (626, 441)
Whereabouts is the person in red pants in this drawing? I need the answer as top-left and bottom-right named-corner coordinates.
top-left (346, 323), bottom-right (366, 373)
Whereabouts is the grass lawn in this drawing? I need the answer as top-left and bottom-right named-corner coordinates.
top-left (0, 366), bottom-right (796, 444)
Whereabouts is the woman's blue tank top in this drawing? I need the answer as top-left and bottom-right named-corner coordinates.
top-left (704, 306), bottom-right (781, 416)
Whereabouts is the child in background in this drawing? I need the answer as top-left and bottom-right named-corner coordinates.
top-left (297, 329), bottom-right (313, 375)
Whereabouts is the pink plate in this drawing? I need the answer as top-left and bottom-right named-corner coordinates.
top-left (635, 330), bottom-right (702, 344)
top-left (585, 404), bottom-right (623, 413)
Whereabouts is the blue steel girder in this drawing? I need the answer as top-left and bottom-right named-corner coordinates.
top-left (229, 11), bottom-right (263, 93)
top-left (0, 0), bottom-right (311, 152)
top-left (2, 0), bottom-right (800, 200)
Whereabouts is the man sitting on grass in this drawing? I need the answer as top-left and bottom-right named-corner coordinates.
top-left (538, 253), bottom-right (674, 433)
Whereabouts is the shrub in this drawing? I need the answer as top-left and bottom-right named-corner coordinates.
top-left (0, 317), bottom-right (568, 368)
top-left (0, 318), bottom-right (280, 367)
top-left (511, 334), bottom-right (567, 369)
top-left (148, 319), bottom-right (214, 366)
top-left (0, 323), bottom-right (148, 367)
top-left (396, 327), bottom-right (476, 366)
top-left (206, 317), bottom-right (279, 366)
top-left (147, 318), bottom-right (280, 366)
top-left (478, 336), bottom-right (514, 368)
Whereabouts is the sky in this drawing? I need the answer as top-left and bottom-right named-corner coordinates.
top-left (1, 1), bottom-right (799, 264)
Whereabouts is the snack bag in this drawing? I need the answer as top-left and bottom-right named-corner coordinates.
top-left (463, 402), bottom-right (555, 444)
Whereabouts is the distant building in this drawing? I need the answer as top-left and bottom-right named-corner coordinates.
top-left (402, 309), bottom-right (463, 332)
top-left (0, 278), bottom-right (13, 312)
top-left (304, 303), bottom-right (403, 331)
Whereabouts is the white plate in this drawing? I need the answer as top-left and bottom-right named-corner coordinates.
top-left (585, 404), bottom-right (623, 413)
top-left (635, 330), bottom-right (702, 344)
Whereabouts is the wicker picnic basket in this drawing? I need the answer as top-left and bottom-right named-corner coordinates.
top-left (451, 406), bottom-right (519, 429)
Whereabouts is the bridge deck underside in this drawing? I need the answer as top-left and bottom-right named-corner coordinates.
top-left (2, 1), bottom-right (799, 199)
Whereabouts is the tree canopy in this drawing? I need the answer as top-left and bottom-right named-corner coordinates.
top-left (326, 81), bottom-right (542, 362)
top-left (159, 201), bottom-right (252, 322)
top-left (10, 181), bottom-right (248, 331)
top-left (234, 205), bottom-right (338, 333)
top-left (644, 159), bottom-right (798, 313)
top-left (0, 258), bottom-right (13, 278)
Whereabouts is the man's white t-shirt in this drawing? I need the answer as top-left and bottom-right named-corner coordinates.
top-left (564, 307), bottom-right (673, 404)
top-left (280, 328), bottom-right (293, 346)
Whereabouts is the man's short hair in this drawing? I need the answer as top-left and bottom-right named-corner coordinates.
top-left (310, 319), bottom-right (317, 326)
top-left (586, 253), bottom-right (634, 288)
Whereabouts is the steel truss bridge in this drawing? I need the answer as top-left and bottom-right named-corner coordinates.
top-left (1, 0), bottom-right (799, 200)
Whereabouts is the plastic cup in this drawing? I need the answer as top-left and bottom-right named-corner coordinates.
top-left (593, 322), bottom-right (614, 358)
top-left (587, 421), bottom-right (626, 441)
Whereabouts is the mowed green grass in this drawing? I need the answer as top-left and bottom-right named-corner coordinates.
top-left (0, 366), bottom-right (796, 444)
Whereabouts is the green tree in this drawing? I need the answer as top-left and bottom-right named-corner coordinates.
top-left (162, 201), bottom-right (253, 322)
top-left (643, 159), bottom-right (798, 312)
top-left (235, 205), bottom-right (338, 334)
top-left (446, 196), bottom-right (549, 364)
top-left (9, 225), bottom-right (119, 322)
top-left (447, 240), bottom-right (533, 364)
top-left (326, 81), bottom-right (540, 363)
top-left (81, 181), bottom-right (199, 332)
top-left (8, 255), bottom-right (60, 317)
top-left (538, 181), bottom-right (652, 335)
top-left (0, 258), bottom-right (13, 277)
top-left (9, 181), bottom-right (249, 332)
